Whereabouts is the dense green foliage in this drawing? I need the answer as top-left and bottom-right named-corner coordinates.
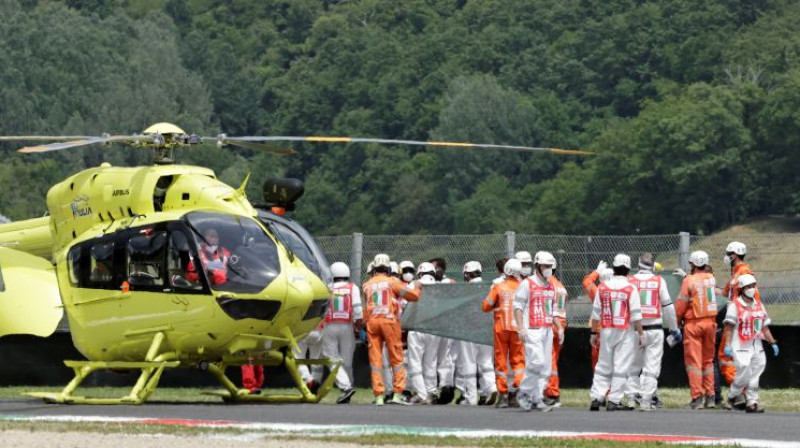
top-left (1, 0), bottom-right (798, 235)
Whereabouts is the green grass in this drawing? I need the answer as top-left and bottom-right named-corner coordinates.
top-left (0, 421), bottom-right (746, 448)
top-left (2, 386), bottom-right (799, 410)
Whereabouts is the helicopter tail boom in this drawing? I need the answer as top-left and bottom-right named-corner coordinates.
top-left (0, 216), bottom-right (53, 260)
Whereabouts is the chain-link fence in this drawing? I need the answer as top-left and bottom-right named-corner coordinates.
top-left (317, 232), bottom-right (800, 326)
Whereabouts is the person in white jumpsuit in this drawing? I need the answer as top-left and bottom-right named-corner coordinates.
top-left (407, 263), bottom-right (439, 404)
top-left (297, 324), bottom-right (324, 392)
top-left (513, 251), bottom-right (557, 412)
top-left (624, 253), bottom-right (682, 411)
top-left (723, 274), bottom-right (779, 413)
top-left (322, 262), bottom-right (363, 404)
top-left (589, 253), bottom-right (645, 411)
top-left (454, 261), bottom-right (483, 405)
top-left (429, 257), bottom-right (457, 404)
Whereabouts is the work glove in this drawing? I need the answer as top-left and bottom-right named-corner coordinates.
top-left (590, 333), bottom-right (599, 348)
top-left (518, 329), bottom-right (528, 343)
top-left (358, 329), bottom-right (367, 342)
top-left (670, 330), bottom-right (683, 344)
top-left (595, 260), bottom-right (608, 273)
top-left (724, 345), bottom-right (733, 357)
top-left (772, 343), bottom-right (779, 357)
top-left (673, 268), bottom-right (687, 278)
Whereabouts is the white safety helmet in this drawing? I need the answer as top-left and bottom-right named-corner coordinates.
top-left (689, 250), bottom-right (709, 267)
top-left (419, 274), bottom-right (437, 285)
top-left (417, 261), bottom-right (436, 276)
top-left (463, 261), bottom-right (482, 273)
top-left (399, 260), bottom-right (415, 271)
top-left (534, 251), bottom-right (556, 266)
top-left (503, 258), bottom-right (523, 278)
top-left (515, 251), bottom-right (533, 263)
top-left (330, 262), bottom-right (350, 279)
top-left (390, 261), bottom-right (399, 275)
top-left (726, 241), bottom-right (747, 256)
top-left (366, 261), bottom-right (375, 274)
top-left (738, 273), bottom-right (757, 289)
top-left (373, 253), bottom-right (391, 269)
top-left (612, 253), bottom-right (631, 269)
top-left (600, 268), bottom-right (614, 282)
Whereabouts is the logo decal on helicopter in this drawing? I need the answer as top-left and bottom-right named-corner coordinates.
top-left (112, 189), bottom-right (130, 197)
top-left (70, 195), bottom-right (92, 218)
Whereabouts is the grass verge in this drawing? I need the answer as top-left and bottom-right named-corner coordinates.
top-left (0, 421), bottom-right (746, 448)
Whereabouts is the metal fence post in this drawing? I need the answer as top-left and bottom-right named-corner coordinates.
top-left (505, 231), bottom-right (516, 258)
top-left (351, 233), bottom-right (363, 285)
top-left (679, 231), bottom-right (690, 271)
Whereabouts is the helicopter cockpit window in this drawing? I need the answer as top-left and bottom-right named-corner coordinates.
top-left (184, 212), bottom-right (280, 294)
top-left (89, 242), bottom-right (115, 284)
top-left (68, 246), bottom-right (82, 286)
top-left (266, 220), bottom-right (321, 276)
top-left (167, 230), bottom-right (203, 292)
top-left (126, 231), bottom-right (167, 289)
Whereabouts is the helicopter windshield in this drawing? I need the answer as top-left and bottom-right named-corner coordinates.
top-left (183, 212), bottom-right (280, 294)
top-left (258, 211), bottom-right (331, 285)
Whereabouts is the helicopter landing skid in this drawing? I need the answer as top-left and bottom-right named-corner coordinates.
top-left (204, 351), bottom-right (342, 403)
top-left (25, 332), bottom-right (180, 405)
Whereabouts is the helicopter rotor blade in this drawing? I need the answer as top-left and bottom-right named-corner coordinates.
top-left (213, 136), bottom-right (594, 155)
top-left (14, 135), bottom-right (159, 153)
top-left (0, 136), bottom-right (95, 141)
top-left (207, 137), bottom-right (296, 155)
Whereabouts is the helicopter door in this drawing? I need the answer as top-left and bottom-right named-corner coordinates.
top-left (0, 246), bottom-right (63, 338)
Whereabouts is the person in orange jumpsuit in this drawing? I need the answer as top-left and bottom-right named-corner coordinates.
top-left (362, 253), bottom-right (420, 406)
top-left (583, 261), bottom-right (613, 370)
top-left (241, 360), bottom-right (264, 394)
top-left (482, 258), bottom-right (525, 408)
top-left (675, 250), bottom-right (719, 409)
top-left (543, 259), bottom-right (568, 407)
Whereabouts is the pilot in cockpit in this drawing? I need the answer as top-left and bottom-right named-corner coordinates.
top-left (187, 228), bottom-right (230, 285)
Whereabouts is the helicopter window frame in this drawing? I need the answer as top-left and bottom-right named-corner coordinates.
top-left (165, 222), bottom-right (209, 294)
top-left (125, 230), bottom-right (168, 291)
top-left (89, 242), bottom-right (115, 285)
top-left (67, 237), bottom-right (120, 290)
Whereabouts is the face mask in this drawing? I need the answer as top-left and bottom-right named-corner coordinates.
top-left (723, 256), bottom-right (732, 267)
top-left (521, 266), bottom-right (532, 277)
top-left (540, 268), bottom-right (553, 278)
top-left (743, 288), bottom-right (756, 299)
top-left (206, 245), bottom-right (218, 253)
top-left (402, 273), bottom-right (415, 282)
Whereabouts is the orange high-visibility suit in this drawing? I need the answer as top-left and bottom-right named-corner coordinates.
top-left (544, 276), bottom-right (568, 399)
top-left (718, 263), bottom-right (754, 385)
top-left (583, 271), bottom-right (601, 370)
top-left (241, 364), bottom-right (264, 392)
top-left (676, 271), bottom-right (718, 400)
top-left (482, 276), bottom-right (524, 394)
top-left (362, 273), bottom-right (420, 396)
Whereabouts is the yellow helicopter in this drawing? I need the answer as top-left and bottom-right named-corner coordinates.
top-left (0, 122), bottom-right (591, 405)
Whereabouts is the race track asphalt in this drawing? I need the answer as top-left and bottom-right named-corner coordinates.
top-left (0, 398), bottom-right (798, 443)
